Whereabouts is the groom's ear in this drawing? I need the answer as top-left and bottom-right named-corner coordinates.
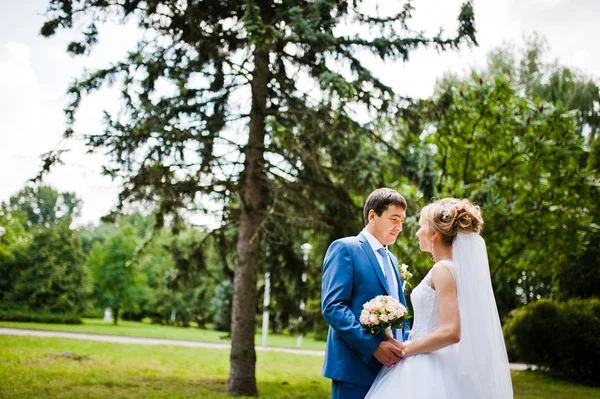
top-left (367, 209), bottom-right (375, 223)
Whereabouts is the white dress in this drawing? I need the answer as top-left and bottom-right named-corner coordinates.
top-left (365, 260), bottom-right (474, 398)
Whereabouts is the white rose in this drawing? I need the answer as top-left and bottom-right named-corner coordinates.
top-left (368, 314), bottom-right (379, 325)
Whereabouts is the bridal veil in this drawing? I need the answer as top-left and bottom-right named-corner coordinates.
top-left (450, 232), bottom-right (513, 398)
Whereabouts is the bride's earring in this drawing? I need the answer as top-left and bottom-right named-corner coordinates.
top-left (429, 232), bottom-right (435, 263)
top-left (430, 239), bottom-right (435, 262)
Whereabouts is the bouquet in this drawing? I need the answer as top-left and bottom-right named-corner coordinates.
top-left (360, 295), bottom-right (408, 338)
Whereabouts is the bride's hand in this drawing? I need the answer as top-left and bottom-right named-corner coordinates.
top-left (388, 339), bottom-right (409, 357)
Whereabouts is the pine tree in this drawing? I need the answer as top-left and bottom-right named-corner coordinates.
top-left (40, 0), bottom-right (476, 394)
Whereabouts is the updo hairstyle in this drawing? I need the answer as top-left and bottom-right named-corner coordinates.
top-left (421, 198), bottom-right (483, 245)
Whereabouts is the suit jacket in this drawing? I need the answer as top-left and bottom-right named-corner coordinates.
top-left (321, 232), bottom-right (410, 385)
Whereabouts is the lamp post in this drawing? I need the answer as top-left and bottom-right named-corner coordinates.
top-left (261, 271), bottom-right (271, 347)
top-left (297, 243), bottom-right (312, 348)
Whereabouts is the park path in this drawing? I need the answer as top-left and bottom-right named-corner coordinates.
top-left (0, 327), bottom-right (531, 370)
top-left (0, 327), bottom-right (324, 356)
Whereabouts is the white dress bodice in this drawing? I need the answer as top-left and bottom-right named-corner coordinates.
top-left (365, 259), bottom-right (465, 399)
top-left (407, 260), bottom-right (453, 341)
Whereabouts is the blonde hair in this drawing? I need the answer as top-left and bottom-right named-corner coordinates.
top-left (420, 198), bottom-right (483, 245)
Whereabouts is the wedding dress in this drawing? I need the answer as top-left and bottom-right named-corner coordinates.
top-left (365, 233), bottom-right (513, 399)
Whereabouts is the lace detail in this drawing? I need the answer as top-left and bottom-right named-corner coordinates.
top-left (407, 260), bottom-right (453, 341)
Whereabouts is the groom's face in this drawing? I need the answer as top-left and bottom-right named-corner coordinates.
top-left (369, 205), bottom-right (406, 246)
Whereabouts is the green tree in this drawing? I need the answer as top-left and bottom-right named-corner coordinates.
top-left (210, 280), bottom-right (233, 332)
top-left (0, 205), bottom-right (31, 305)
top-left (9, 185), bottom-right (81, 229)
top-left (1, 186), bottom-right (89, 313)
top-left (410, 73), bottom-right (595, 318)
top-left (80, 213), bottom-right (226, 326)
top-left (484, 37), bottom-right (600, 305)
top-left (40, 0), bottom-right (476, 394)
top-left (87, 225), bottom-right (149, 325)
top-left (557, 124), bottom-right (600, 300)
top-left (10, 219), bottom-right (90, 313)
top-left (145, 229), bottom-right (224, 327)
top-left (79, 212), bottom-right (156, 255)
top-left (521, 38), bottom-right (599, 144)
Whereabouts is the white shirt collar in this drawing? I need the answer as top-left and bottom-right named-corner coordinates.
top-left (362, 228), bottom-right (386, 253)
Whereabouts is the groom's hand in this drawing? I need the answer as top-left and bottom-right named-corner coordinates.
top-left (373, 340), bottom-right (404, 367)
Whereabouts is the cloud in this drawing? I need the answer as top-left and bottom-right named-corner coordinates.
top-left (0, 43), bottom-right (38, 111)
top-left (508, 0), bottom-right (600, 75)
top-left (0, 41), bottom-right (62, 176)
top-left (0, 41), bottom-right (120, 225)
top-left (0, 5), bottom-right (143, 225)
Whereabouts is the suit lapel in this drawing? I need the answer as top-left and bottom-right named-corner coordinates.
top-left (358, 232), bottom-right (390, 296)
top-left (389, 255), bottom-right (402, 285)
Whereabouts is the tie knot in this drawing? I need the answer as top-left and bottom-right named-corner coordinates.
top-left (377, 248), bottom-right (387, 257)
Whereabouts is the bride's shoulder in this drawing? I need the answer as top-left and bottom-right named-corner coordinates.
top-left (432, 259), bottom-right (454, 270)
top-left (430, 260), bottom-right (456, 281)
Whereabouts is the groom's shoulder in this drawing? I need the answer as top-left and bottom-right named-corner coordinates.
top-left (328, 235), bottom-right (361, 250)
top-left (324, 236), bottom-right (363, 264)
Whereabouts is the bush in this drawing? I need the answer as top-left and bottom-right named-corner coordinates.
top-left (0, 310), bottom-right (82, 324)
top-left (80, 308), bottom-right (104, 319)
top-left (503, 298), bottom-right (600, 385)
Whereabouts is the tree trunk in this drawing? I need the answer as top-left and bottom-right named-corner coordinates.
top-left (227, 46), bottom-right (269, 396)
top-left (113, 307), bottom-right (119, 326)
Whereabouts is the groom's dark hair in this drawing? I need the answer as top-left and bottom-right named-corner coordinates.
top-left (363, 188), bottom-right (407, 226)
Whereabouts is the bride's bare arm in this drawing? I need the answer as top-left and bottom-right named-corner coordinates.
top-left (398, 264), bottom-right (460, 357)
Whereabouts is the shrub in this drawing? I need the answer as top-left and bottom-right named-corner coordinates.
top-left (503, 298), bottom-right (600, 385)
top-left (0, 309), bottom-right (82, 324)
top-left (80, 308), bottom-right (104, 319)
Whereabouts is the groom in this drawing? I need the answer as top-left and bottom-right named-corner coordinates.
top-left (321, 187), bottom-right (411, 399)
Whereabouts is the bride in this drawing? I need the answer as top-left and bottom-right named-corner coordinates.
top-left (365, 198), bottom-right (513, 398)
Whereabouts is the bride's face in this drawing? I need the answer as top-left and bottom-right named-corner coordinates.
top-left (416, 216), bottom-right (433, 253)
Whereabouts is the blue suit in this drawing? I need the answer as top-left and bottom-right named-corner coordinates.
top-left (321, 232), bottom-right (410, 398)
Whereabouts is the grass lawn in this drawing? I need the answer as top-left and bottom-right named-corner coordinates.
top-left (0, 335), bottom-right (327, 399)
top-left (0, 318), bottom-right (327, 351)
top-left (1, 336), bottom-right (599, 399)
top-left (512, 370), bottom-right (600, 399)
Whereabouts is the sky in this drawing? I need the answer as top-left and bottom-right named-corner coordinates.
top-left (0, 0), bottom-right (598, 226)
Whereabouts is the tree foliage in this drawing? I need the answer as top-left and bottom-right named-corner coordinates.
top-left (9, 220), bottom-right (90, 313)
top-left (87, 225), bottom-right (149, 324)
top-left (389, 39), bottom-right (600, 318)
top-left (0, 186), bottom-right (89, 313)
top-left (434, 75), bottom-right (592, 316)
top-left (9, 185), bottom-right (81, 229)
top-left (0, 205), bottom-right (29, 303)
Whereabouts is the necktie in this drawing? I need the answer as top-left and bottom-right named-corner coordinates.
top-left (377, 247), bottom-right (403, 340)
top-left (377, 248), bottom-right (398, 300)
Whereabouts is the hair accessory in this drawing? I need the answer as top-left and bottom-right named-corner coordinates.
top-left (441, 202), bottom-right (451, 221)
